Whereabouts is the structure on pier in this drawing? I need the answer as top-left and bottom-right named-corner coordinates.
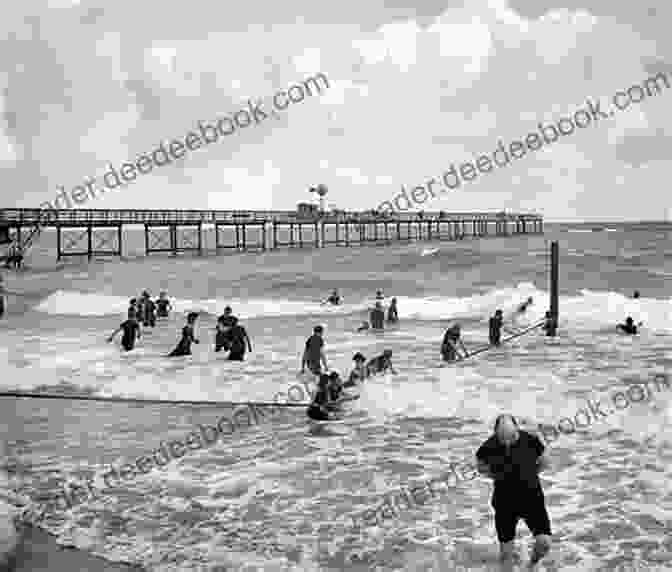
top-left (0, 208), bottom-right (543, 263)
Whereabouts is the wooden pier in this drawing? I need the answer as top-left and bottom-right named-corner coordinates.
top-left (0, 209), bottom-right (543, 262)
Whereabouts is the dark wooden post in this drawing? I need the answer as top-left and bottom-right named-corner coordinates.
top-left (549, 241), bottom-right (559, 336)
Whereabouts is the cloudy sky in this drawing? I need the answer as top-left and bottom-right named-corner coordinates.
top-left (0, 0), bottom-right (670, 221)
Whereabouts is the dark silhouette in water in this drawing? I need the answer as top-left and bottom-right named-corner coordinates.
top-left (168, 312), bottom-right (200, 356)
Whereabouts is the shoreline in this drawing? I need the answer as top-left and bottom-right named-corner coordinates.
top-left (11, 524), bottom-right (145, 572)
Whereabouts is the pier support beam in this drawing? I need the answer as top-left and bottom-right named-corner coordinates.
top-left (56, 224), bottom-right (123, 261)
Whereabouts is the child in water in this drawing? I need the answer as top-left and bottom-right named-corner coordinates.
top-left (344, 352), bottom-right (367, 387)
top-left (168, 312), bottom-right (200, 357)
top-left (366, 349), bottom-right (396, 376)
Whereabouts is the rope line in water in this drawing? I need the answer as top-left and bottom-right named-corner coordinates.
top-left (0, 392), bottom-right (308, 408)
top-left (458, 320), bottom-right (547, 361)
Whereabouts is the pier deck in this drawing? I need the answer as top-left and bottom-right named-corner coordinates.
top-left (0, 208), bottom-right (543, 262)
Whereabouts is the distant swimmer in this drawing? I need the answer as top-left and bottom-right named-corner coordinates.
top-left (215, 306), bottom-right (236, 352)
top-left (370, 301), bottom-right (385, 330)
top-left (108, 314), bottom-right (141, 352)
top-left (301, 325), bottom-right (328, 375)
top-left (617, 316), bottom-right (641, 335)
top-left (387, 297), bottom-right (399, 324)
top-left (633, 291), bottom-right (640, 299)
top-left (127, 298), bottom-right (138, 320)
top-left (156, 291), bottom-right (172, 319)
top-left (441, 324), bottom-right (468, 362)
top-left (489, 309), bottom-right (504, 346)
top-left (366, 349), bottom-right (396, 377)
top-left (476, 414), bottom-right (552, 565)
top-left (168, 312), bottom-right (200, 357)
top-left (306, 375), bottom-right (332, 421)
top-left (140, 291), bottom-right (156, 328)
top-left (223, 316), bottom-right (252, 361)
top-left (325, 289), bottom-right (341, 306)
top-left (344, 352), bottom-right (367, 388)
top-left (516, 297), bottom-right (534, 315)
top-left (356, 321), bottom-right (370, 333)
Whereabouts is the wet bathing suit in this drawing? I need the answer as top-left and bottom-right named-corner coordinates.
top-left (225, 324), bottom-right (251, 361)
top-left (119, 320), bottom-right (140, 351)
top-left (156, 299), bottom-right (170, 318)
top-left (307, 385), bottom-right (330, 421)
top-left (476, 431), bottom-right (552, 543)
top-left (168, 325), bottom-right (197, 357)
top-left (489, 314), bottom-right (503, 346)
top-left (304, 334), bottom-right (324, 374)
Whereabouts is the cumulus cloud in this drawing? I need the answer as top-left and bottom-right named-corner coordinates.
top-left (0, 0), bottom-right (669, 221)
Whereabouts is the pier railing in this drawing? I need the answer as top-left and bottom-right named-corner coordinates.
top-left (0, 208), bottom-right (542, 226)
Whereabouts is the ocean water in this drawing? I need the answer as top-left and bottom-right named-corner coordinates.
top-left (1, 222), bottom-right (672, 571)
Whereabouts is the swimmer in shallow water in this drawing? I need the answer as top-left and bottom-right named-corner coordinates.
top-left (441, 323), bottom-right (468, 362)
top-left (617, 316), bottom-right (641, 335)
top-left (370, 302), bottom-right (385, 330)
top-left (108, 315), bottom-right (141, 351)
top-left (168, 312), bottom-right (200, 357)
top-left (306, 375), bottom-right (332, 421)
top-left (156, 291), bottom-right (172, 319)
top-left (344, 352), bottom-right (367, 388)
top-left (325, 289), bottom-right (341, 306)
top-left (387, 297), bottom-right (399, 324)
top-left (366, 349), bottom-right (396, 376)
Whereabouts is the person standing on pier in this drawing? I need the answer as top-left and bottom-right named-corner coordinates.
top-left (223, 316), bottom-right (252, 361)
top-left (168, 312), bottom-right (200, 357)
top-left (301, 325), bottom-right (328, 375)
top-left (475, 414), bottom-right (552, 565)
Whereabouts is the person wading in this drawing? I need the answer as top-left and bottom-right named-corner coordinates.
top-left (475, 414), bottom-right (552, 565)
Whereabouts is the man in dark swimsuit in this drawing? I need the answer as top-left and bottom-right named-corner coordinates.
top-left (141, 292), bottom-right (156, 327)
top-left (224, 317), bottom-right (252, 361)
top-left (617, 316), bottom-right (639, 335)
top-left (108, 316), bottom-right (141, 351)
top-left (168, 312), bottom-right (199, 356)
top-left (387, 297), bottom-right (399, 324)
top-left (489, 309), bottom-right (504, 346)
top-left (307, 375), bottom-right (331, 421)
top-left (215, 306), bottom-right (236, 352)
top-left (370, 302), bottom-right (385, 330)
top-left (476, 414), bottom-right (552, 564)
top-left (441, 324), bottom-right (467, 362)
top-left (301, 325), bottom-right (328, 375)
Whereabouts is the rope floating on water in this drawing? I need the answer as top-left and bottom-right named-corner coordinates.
top-left (0, 391), bottom-right (309, 408)
top-left (459, 320), bottom-right (547, 360)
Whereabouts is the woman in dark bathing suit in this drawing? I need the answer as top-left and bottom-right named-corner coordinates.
top-left (108, 316), bottom-right (141, 351)
top-left (307, 375), bottom-right (332, 421)
top-left (168, 312), bottom-right (200, 357)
